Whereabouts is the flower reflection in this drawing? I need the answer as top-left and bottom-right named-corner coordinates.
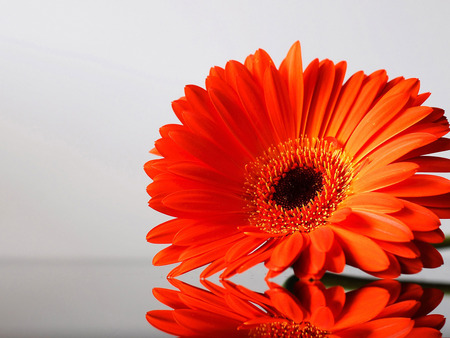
top-left (147, 277), bottom-right (445, 337)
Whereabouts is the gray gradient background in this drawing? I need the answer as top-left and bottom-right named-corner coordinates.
top-left (0, 1), bottom-right (449, 337)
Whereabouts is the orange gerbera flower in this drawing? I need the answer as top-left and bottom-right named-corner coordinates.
top-left (145, 41), bottom-right (449, 279)
top-left (147, 278), bottom-right (445, 337)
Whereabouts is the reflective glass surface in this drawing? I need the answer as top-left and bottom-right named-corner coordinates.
top-left (1, 257), bottom-right (448, 337)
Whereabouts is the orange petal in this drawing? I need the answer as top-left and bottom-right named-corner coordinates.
top-left (323, 240), bottom-right (346, 274)
top-left (245, 48), bottom-right (275, 89)
top-left (411, 92), bottom-right (431, 106)
top-left (346, 92), bottom-right (410, 157)
top-left (416, 288), bottom-right (445, 317)
top-left (398, 256), bottom-right (423, 274)
top-left (163, 189), bottom-right (245, 214)
top-left (396, 283), bottom-right (423, 302)
top-left (391, 200), bottom-right (440, 231)
top-left (168, 129), bottom-right (244, 180)
top-left (405, 120), bottom-right (449, 139)
top-left (183, 85), bottom-right (213, 119)
top-left (328, 207), bottom-right (352, 223)
top-left (293, 242), bottom-right (327, 279)
top-left (414, 241), bottom-right (443, 268)
top-left (405, 328), bottom-right (442, 338)
top-left (144, 158), bottom-right (166, 178)
top-left (369, 252), bottom-right (401, 279)
top-left (413, 228), bottom-right (445, 244)
top-left (428, 206), bottom-right (450, 218)
top-left (338, 317), bottom-right (413, 338)
top-left (268, 289), bottom-right (304, 322)
top-left (169, 248), bottom-right (228, 277)
top-left (300, 58), bottom-right (319, 135)
top-left (401, 137), bottom-right (450, 159)
top-left (209, 65), bottom-right (226, 79)
top-left (376, 300), bottom-right (419, 319)
top-left (221, 242), bottom-right (274, 278)
top-left (379, 77), bottom-right (415, 97)
top-left (367, 280), bottom-right (401, 304)
top-left (238, 225), bottom-right (277, 238)
top-left (225, 236), bottom-right (265, 263)
top-left (179, 234), bottom-right (242, 260)
top-left (182, 109), bottom-right (250, 166)
top-left (352, 162), bottom-right (419, 193)
top-left (167, 161), bottom-right (241, 193)
top-left (406, 155), bottom-right (450, 172)
top-left (177, 293), bottom-right (245, 322)
top-left (331, 226), bottom-right (389, 272)
top-left (152, 288), bottom-right (184, 309)
top-left (236, 246), bottom-right (274, 276)
top-left (354, 106), bottom-right (434, 162)
top-left (225, 293), bottom-right (263, 318)
top-left (373, 240), bottom-right (419, 259)
top-left (149, 193), bottom-right (182, 217)
top-left (324, 285), bottom-right (346, 318)
top-left (146, 310), bottom-right (194, 336)
top-left (413, 314), bottom-right (446, 330)
top-left (338, 210), bottom-right (413, 242)
top-left (377, 174), bottom-right (450, 197)
top-left (309, 244), bottom-right (327, 273)
top-left (305, 59), bottom-right (336, 138)
top-left (263, 65), bottom-right (294, 139)
top-left (148, 172), bottom-right (212, 197)
top-left (174, 223), bottom-right (239, 246)
top-left (310, 306), bottom-right (335, 330)
top-left (294, 282), bottom-right (327, 312)
top-left (153, 134), bottom-right (190, 164)
top-left (200, 258), bottom-right (227, 278)
top-left (233, 62), bottom-right (276, 146)
top-left (266, 232), bottom-right (304, 271)
top-left (335, 70), bottom-right (388, 145)
top-left (153, 245), bottom-right (183, 266)
top-left (358, 133), bottom-right (437, 175)
top-left (172, 309), bottom-right (240, 333)
top-left (146, 218), bottom-right (189, 244)
top-left (279, 41), bottom-right (304, 136)
top-left (405, 193), bottom-right (450, 208)
top-left (310, 226), bottom-right (335, 252)
top-left (420, 107), bottom-right (445, 123)
top-left (325, 70), bottom-right (365, 138)
top-left (318, 61), bottom-right (347, 139)
top-left (207, 76), bottom-right (264, 156)
top-left (333, 287), bottom-right (390, 330)
top-left (344, 192), bottom-right (404, 213)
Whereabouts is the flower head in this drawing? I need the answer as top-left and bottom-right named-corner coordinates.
top-left (147, 278), bottom-right (445, 337)
top-left (145, 41), bottom-right (449, 279)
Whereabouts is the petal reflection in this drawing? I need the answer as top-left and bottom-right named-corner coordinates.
top-left (147, 278), bottom-right (445, 337)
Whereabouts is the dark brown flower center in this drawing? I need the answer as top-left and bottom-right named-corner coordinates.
top-left (272, 167), bottom-right (323, 210)
top-left (244, 138), bottom-right (355, 234)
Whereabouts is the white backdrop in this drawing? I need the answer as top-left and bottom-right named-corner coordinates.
top-left (0, 0), bottom-right (449, 261)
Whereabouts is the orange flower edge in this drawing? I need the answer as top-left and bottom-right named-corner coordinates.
top-left (145, 41), bottom-right (449, 279)
top-left (147, 278), bottom-right (445, 337)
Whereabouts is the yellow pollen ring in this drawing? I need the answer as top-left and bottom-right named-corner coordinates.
top-left (247, 320), bottom-right (330, 337)
top-left (244, 138), bottom-right (355, 235)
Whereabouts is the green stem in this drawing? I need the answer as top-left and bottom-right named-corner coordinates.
top-left (320, 273), bottom-right (378, 290)
top-left (321, 273), bottom-right (450, 294)
top-left (283, 273), bottom-right (450, 294)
